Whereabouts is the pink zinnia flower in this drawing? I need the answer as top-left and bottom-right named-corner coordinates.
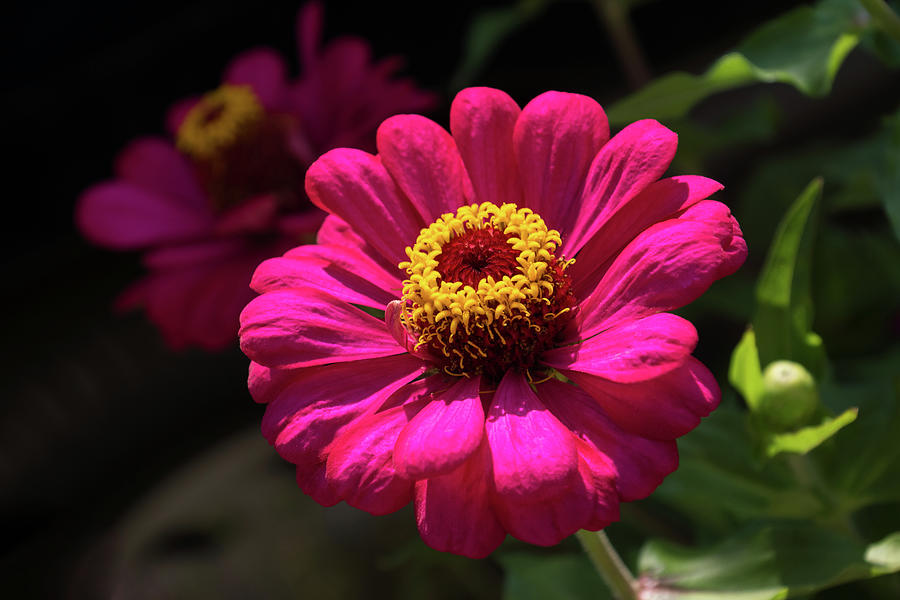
top-left (76, 2), bottom-right (435, 350)
top-left (239, 87), bottom-right (747, 558)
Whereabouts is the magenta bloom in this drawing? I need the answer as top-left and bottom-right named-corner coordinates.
top-left (239, 87), bottom-right (747, 558)
top-left (76, 2), bottom-right (435, 350)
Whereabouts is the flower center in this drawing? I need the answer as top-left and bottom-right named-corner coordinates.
top-left (175, 84), bottom-right (308, 216)
top-left (399, 202), bottom-right (576, 382)
top-left (176, 84), bottom-right (264, 161)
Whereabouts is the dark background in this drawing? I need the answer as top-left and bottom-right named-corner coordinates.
top-left (4, 0), bottom-right (895, 597)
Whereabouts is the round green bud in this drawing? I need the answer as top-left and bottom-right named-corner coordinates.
top-left (758, 360), bottom-right (819, 430)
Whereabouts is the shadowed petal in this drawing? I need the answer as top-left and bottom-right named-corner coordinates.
top-left (542, 313), bottom-right (698, 384)
top-left (394, 376), bottom-right (484, 479)
top-left (538, 379), bottom-right (679, 500)
top-left (76, 182), bottom-right (212, 249)
top-left (415, 440), bottom-right (506, 559)
top-left (114, 137), bottom-right (207, 208)
top-left (261, 355), bottom-right (425, 465)
top-left (224, 48), bottom-right (289, 110)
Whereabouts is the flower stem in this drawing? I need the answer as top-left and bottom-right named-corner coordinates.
top-left (591, 0), bottom-right (651, 88)
top-left (576, 530), bottom-right (639, 600)
top-left (861, 0), bottom-right (900, 43)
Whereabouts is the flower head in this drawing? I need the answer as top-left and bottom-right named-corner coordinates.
top-left (76, 2), bottom-right (436, 350)
top-left (239, 87), bottom-right (747, 557)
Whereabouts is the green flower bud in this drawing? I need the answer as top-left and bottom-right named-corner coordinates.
top-left (758, 360), bottom-right (819, 430)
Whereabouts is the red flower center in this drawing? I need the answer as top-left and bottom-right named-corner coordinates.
top-left (400, 203), bottom-right (576, 383)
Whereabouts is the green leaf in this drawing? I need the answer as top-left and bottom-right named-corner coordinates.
top-left (498, 552), bottom-right (610, 600)
top-left (450, 0), bottom-right (550, 90)
top-left (607, 0), bottom-right (863, 124)
top-left (817, 378), bottom-right (900, 508)
top-left (761, 408), bottom-right (858, 458)
top-left (729, 328), bottom-right (765, 410)
top-left (653, 407), bottom-right (824, 534)
top-left (878, 108), bottom-right (900, 240)
top-left (752, 179), bottom-right (827, 378)
top-left (637, 522), bottom-right (900, 599)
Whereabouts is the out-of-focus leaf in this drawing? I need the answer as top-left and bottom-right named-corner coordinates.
top-left (637, 522), bottom-right (900, 599)
top-left (729, 329), bottom-right (765, 410)
top-left (653, 407), bottom-right (824, 534)
top-left (753, 179), bottom-right (827, 378)
top-left (878, 109), bottom-right (900, 239)
top-left (818, 379), bottom-right (900, 508)
top-left (607, 0), bottom-right (864, 124)
top-left (761, 408), bottom-right (858, 458)
top-left (498, 552), bottom-right (610, 600)
top-left (451, 0), bottom-right (551, 90)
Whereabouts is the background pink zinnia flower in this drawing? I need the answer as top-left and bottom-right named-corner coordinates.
top-left (76, 1), bottom-right (436, 350)
top-left (239, 86), bottom-right (747, 558)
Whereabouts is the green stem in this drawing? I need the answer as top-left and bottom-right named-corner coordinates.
top-left (591, 0), bottom-right (651, 88)
top-left (861, 0), bottom-right (900, 43)
top-left (576, 530), bottom-right (639, 600)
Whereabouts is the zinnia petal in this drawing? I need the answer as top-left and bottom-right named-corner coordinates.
top-left (575, 200), bottom-right (747, 338)
top-left (76, 182), bottom-right (212, 249)
top-left (450, 87), bottom-right (523, 207)
top-left (393, 376), bottom-right (484, 479)
top-left (305, 148), bottom-right (425, 266)
top-left (261, 354), bottom-right (425, 465)
top-left (378, 114), bottom-right (473, 223)
top-left (542, 313), bottom-right (698, 383)
top-left (239, 288), bottom-right (404, 368)
top-left (415, 440), bottom-right (506, 559)
top-left (538, 379), bottom-right (679, 501)
top-left (224, 48), bottom-right (289, 111)
top-left (513, 91), bottom-right (609, 236)
top-left (114, 137), bottom-right (206, 208)
top-left (563, 119), bottom-right (678, 257)
top-left (569, 175), bottom-right (723, 296)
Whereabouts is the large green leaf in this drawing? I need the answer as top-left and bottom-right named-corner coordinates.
top-left (752, 179), bottom-right (827, 377)
top-left (761, 408), bottom-right (858, 458)
top-left (638, 522), bottom-right (900, 599)
top-left (653, 407), bottom-right (824, 534)
top-left (607, 0), bottom-right (864, 124)
top-left (729, 328), bottom-right (765, 410)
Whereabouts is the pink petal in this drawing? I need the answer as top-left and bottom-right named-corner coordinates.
top-left (486, 370), bottom-right (578, 501)
top-left (251, 246), bottom-right (399, 309)
top-left (573, 441), bottom-right (621, 529)
top-left (296, 461), bottom-right (341, 507)
top-left (560, 356), bottom-right (721, 441)
top-left (415, 440), bottom-right (506, 559)
top-left (563, 119), bottom-right (678, 257)
top-left (214, 194), bottom-right (280, 236)
top-left (142, 239), bottom-right (243, 269)
top-left (296, 0), bottom-right (323, 71)
top-left (513, 91), bottom-right (609, 236)
top-left (76, 181), bottom-right (212, 249)
top-left (261, 354), bottom-right (425, 465)
top-left (575, 200), bottom-right (747, 338)
top-left (542, 313), bottom-right (698, 384)
top-left (305, 148), bottom-right (425, 266)
top-left (450, 87), bottom-right (522, 207)
top-left (377, 114), bottom-right (472, 223)
top-left (569, 175), bottom-right (723, 296)
top-left (239, 288), bottom-right (404, 368)
top-left (325, 398), bottom-right (426, 514)
top-left (538, 378), bottom-right (679, 501)
top-left (248, 361), bottom-right (299, 404)
top-left (393, 376), bottom-right (484, 479)
top-left (114, 137), bottom-right (206, 208)
top-left (224, 48), bottom-right (289, 111)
